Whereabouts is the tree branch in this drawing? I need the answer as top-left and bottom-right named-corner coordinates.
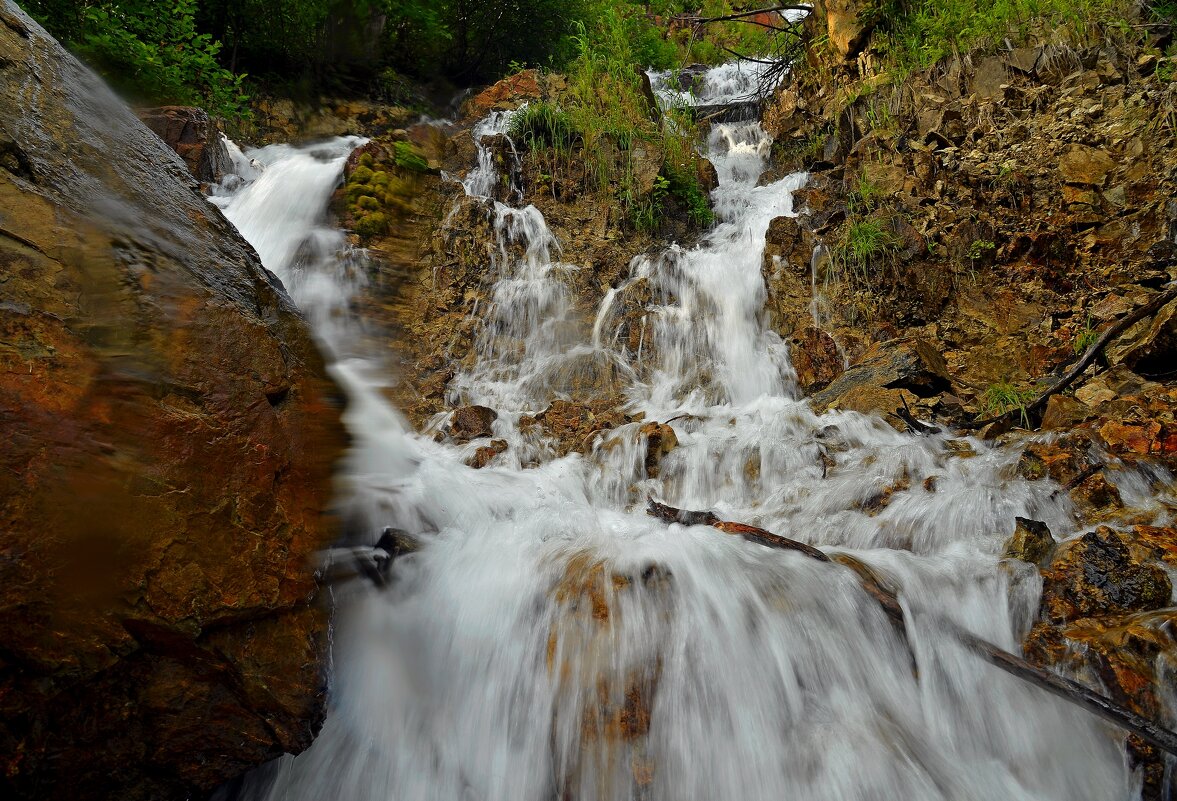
top-left (962, 284), bottom-right (1177, 430)
top-left (645, 499), bottom-right (1177, 757)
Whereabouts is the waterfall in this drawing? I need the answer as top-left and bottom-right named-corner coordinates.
top-left (211, 64), bottom-right (1144, 800)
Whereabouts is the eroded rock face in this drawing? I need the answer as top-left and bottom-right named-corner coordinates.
top-left (0, 6), bottom-right (345, 800)
top-left (137, 105), bottom-right (232, 184)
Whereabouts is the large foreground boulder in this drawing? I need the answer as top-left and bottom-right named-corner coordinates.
top-left (0, 4), bottom-right (345, 800)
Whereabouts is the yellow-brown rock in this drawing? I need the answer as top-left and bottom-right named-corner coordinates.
top-left (0, 7), bottom-right (345, 800)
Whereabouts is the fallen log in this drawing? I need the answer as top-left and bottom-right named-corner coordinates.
top-left (645, 499), bottom-right (1177, 758)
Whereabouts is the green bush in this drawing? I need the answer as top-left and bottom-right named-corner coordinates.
top-left (354, 211), bottom-right (389, 236)
top-left (26, 0), bottom-right (248, 118)
top-left (509, 102), bottom-right (581, 151)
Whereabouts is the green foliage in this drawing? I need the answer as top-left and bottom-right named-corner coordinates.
top-left (26, 0), bottom-right (248, 118)
top-left (509, 103), bottom-right (581, 151)
top-left (393, 141), bottom-right (430, 172)
top-left (874, 0), bottom-right (1132, 74)
top-left (980, 380), bottom-right (1037, 426)
top-left (965, 239), bottom-right (996, 261)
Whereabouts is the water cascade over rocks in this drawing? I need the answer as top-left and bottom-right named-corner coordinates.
top-left (214, 64), bottom-right (1146, 800)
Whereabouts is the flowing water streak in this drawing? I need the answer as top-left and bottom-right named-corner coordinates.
top-left (210, 63), bottom-right (1154, 800)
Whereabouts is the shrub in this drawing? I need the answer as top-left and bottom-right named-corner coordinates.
top-left (509, 103), bottom-right (581, 151)
top-left (354, 211), bottom-right (389, 236)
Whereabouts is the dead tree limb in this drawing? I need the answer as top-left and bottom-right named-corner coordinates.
top-left (645, 499), bottom-right (1177, 757)
top-left (963, 284), bottom-right (1177, 430)
top-left (677, 5), bottom-right (814, 25)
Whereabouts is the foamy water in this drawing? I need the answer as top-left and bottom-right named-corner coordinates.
top-left (208, 64), bottom-right (1151, 801)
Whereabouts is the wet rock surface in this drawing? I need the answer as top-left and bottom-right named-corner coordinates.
top-left (1037, 527), bottom-right (1171, 624)
top-left (0, 8), bottom-right (345, 800)
top-left (137, 105), bottom-right (232, 183)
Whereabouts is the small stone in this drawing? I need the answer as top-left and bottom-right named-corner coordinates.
top-left (449, 405), bottom-right (498, 441)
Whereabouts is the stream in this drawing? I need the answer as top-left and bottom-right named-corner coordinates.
top-left (210, 63), bottom-right (1143, 800)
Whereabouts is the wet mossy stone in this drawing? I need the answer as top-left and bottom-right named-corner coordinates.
top-left (1039, 526), bottom-right (1172, 623)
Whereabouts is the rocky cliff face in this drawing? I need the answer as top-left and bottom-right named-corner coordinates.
top-left (0, 4), bottom-right (346, 799)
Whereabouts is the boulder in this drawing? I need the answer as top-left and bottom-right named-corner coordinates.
top-left (1057, 143), bottom-right (1116, 187)
top-left (1106, 296), bottom-right (1176, 379)
top-left (790, 327), bottom-right (844, 393)
top-left (464, 69), bottom-right (544, 118)
top-left (137, 106), bottom-right (232, 184)
top-left (1002, 517), bottom-right (1056, 566)
top-left (639, 421), bottom-right (678, 478)
top-left (0, 8), bottom-right (345, 800)
top-left (1038, 527), bottom-right (1171, 624)
top-left (818, 0), bottom-right (878, 61)
top-left (449, 405), bottom-right (498, 441)
top-left (809, 337), bottom-right (952, 421)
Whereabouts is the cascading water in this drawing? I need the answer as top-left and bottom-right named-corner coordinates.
top-left (208, 63), bottom-right (1165, 800)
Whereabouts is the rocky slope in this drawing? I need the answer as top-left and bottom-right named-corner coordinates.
top-left (0, 4), bottom-right (346, 799)
top-left (759, 3), bottom-right (1177, 795)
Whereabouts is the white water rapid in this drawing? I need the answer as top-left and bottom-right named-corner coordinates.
top-left (210, 65), bottom-right (1161, 800)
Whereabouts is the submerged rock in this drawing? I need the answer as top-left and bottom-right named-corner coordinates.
top-left (0, 8), bottom-right (345, 800)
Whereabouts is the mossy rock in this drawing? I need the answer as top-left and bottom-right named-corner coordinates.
top-left (388, 176), bottom-right (415, 197)
top-left (393, 140), bottom-right (429, 172)
top-left (346, 183), bottom-right (371, 202)
top-left (358, 152), bottom-right (375, 169)
top-left (354, 211), bottom-right (389, 236)
top-left (355, 195), bottom-right (382, 212)
top-left (370, 170), bottom-right (390, 189)
top-left (350, 165), bottom-right (375, 184)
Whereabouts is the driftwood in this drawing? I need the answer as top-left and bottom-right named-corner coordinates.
top-left (646, 499), bottom-right (1177, 758)
top-left (963, 284), bottom-right (1177, 431)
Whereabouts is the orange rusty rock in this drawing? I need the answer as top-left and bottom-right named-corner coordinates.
top-left (0, 9), bottom-right (346, 799)
top-left (1099, 419), bottom-right (1163, 455)
top-left (466, 70), bottom-right (544, 118)
top-left (1038, 527), bottom-right (1171, 624)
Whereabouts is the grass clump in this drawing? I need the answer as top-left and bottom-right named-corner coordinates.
top-left (838, 219), bottom-right (902, 269)
top-left (980, 381), bottom-right (1037, 425)
top-left (509, 102), bottom-right (581, 151)
top-left (1073, 316), bottom-right (1100, 354)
